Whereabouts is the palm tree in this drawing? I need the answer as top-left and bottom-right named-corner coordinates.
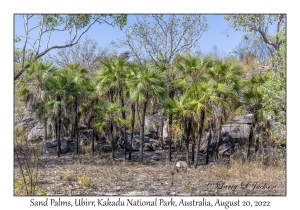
top-left (164, 94), bottom-right (192, 167)
top-left (186, 80), bottom-right (226, 166)
top-left (61, 63), bottom-right (94, 155)
top-left (205, 59), bottom-right (243, 159)
top-left (16, 60), bottom-right (56, 142)
top-left (96, 56), bottom-right (129, 159)
top-left (128, 64), bottom-right (166, 163)
top-left (41, 67), bottom-right (75, 157)
top-left (243, 71), bottom-right (271, 158)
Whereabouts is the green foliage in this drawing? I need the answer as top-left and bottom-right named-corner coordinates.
top-left (14, 174), bottom-right (40, 195)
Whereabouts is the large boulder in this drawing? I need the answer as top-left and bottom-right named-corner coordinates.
top-left (43, 138), bottom-right (73, 154)
top-left (232, 114), bottom-right (253, 124)
top-left (221, 124), bottom-right (251, 140)
top-left (144, 112), bottom-right (168, 139)
top-left (14, 110), bottom-right (38, 130)
top-left (28, 122), bottom-right (51, 141)
top-left (117, 132), bottom-right (161, 151)
top-left (199, 132), bottom-right (235, 156)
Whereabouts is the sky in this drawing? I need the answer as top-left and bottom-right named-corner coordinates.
top-left (14, 14), bottom-right (248, 59)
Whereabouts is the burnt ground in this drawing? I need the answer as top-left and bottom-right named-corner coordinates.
top-left (14, 147), bottom-right (286, 196)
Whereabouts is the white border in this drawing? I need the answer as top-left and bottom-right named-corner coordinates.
top-left (2, 0), bottom-right (297, 209)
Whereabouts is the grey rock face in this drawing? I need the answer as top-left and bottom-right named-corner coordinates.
top-left (222, 124), bottom-right (251, 139)
top-left (28, 122), bottom-right (51, 141)
top-left (232, 114), bottom-right (253, 124)
top-left (199, 132), bottom-right (235, 156)
top-left (144, 113), bottom-right (168, 139)
top-left (43, 138), bottom-right (73, 154)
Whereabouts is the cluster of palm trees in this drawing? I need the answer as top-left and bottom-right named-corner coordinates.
top-left (16, 52), bottom-right (272, 166)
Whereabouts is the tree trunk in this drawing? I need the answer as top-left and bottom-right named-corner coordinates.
top-left (70, 124), bottom-right (75, 140)
top-left (184, 118), bottom-right (191, 167)
top-left (129, 103), bottom-right (135, 160)
top-left (121, 96), bottom-right (127, 160)
top-left (167, 89), bottom-right (175, 162)
top-left (168, 114), bottom-right (173, 162)
top-left (139, 100), bottom-right (147, 163)
top-left (248, 111), bottom-right (257, 160)
top-left (205, 119), bottom-right (212, 165)
top-left (215, 110), bottom-right (223, 160)
top-left (191, 121), bottom-right (196, 164)
top-left (74, 98), bottom-right (79, 155)
top-left (44, 120), bottom-right (47, 142)
top-left (92, 128), bottom-right (95, 156)
top-left (159, 109), bottom-right (164, 149)
top-left (194, 110), bottom-right (205, 168)
top-left (109, 121), bottom-right (115, 159)
top-left (57, 100), bottom-right (62, 157)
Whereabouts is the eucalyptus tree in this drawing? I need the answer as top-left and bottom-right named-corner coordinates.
top-left (224, 14), bottom-right (285, 59)
top-left (14, 14), bottom-right (127, 80)
top-left (120, 15), bottom-right (208, 64)
top-left (128, 64), bottom-right (166, 163)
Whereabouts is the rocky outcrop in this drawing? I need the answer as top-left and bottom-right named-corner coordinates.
top-left (43, 137), bottom-right (74, 154)
top-left (117, 132), bottom-right (161, 151)
top-left (27, 122), bottom-right (51, 141)
top-left (144, 112), bottom-right (168, 139)
top-left (232, 114), bottom-right (253, 124)
top-left (199, 132), bottom-right (235, 156)
top-left (222, 124), bottom-right (251, 140)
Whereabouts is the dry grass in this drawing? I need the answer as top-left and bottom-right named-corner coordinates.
top-left (14, 150), bottom-right (285, 196)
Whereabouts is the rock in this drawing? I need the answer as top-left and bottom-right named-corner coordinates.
top-left (97, 144), bottom-right (112, 152)
top-left (232, 114), bottom-right (253, 124)
top-left (176, 161), bottom-right (188, 168)
top-left (150, 139), bottom-right (160, 151)
top-left (222, 124), bottom-right (251, 139)
top-left (144, 112), bottom-right (168, 139)
top-left (43, 138), bottom-right (73, 154)
top-left (28, 122), bottom-right (51, 141)
top-left (199, 132), bottom-right (235, 156)
top-left (117, 132), bottom-right (154, 151)
top-left (230, 150), bottom-right (247, 162)
top-left (143, 143), bottom-right (152, 151)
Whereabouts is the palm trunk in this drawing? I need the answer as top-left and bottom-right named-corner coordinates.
top-left (191, 121), bottom-right (196, 164)
top-left (44, 120), bottom-right (47, 142)
top-left (159, 109), bottom-right (164, 149)
top-left (248, 111), bottom-right (258, 159)
top-left (215, 111), bottom-right (223, 160)
top-left (206, 119), bottom-right (212, 165)
top-left (139, 100), bottom-right (147, 163)
top-left (183, 118), bottom-right (190, 167)
top-left (121, 96), bottom-right (127, 160)
top-left (92, 128), bottom-right (95, 156)
top-left (168, 114), bottom-right (173, 162)
top-left (109, 120), bottom-right (115, 159)
top-left (57, 99), bottom-right (62, 157)
top-left (167, 89), bottom-right (175, 162)
top-left (194, 110), bottom-right (205, 168)
top-left (74, 98), bottom-right (79, 155)
top-left (129, 103), bottom-right (135, 160)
